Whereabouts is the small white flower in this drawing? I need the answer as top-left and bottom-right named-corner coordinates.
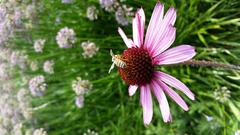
top-left (12, 123), bottom-right (23, 135)
top-left (17, 88), bottom-right (30, 103)
top-left (235, 130), bottom-right (240, 135)
top-left (0, 63), bottom-right (10, 79)
top-left (75, 95), bottom-right (84, 108)
top-left (72, 77), bottom-right (92, 95)
top-left (0, 47), bottom-right (11, 61)
top-left (81, 41), bottom-right (99, 58)
top-left (214, 86), bottom-right (231, 103)
top-left (17, 89), bottom-right (32, 118)
top-left (43, 60), bottom-right (54, 74)
top-left (55, 16), bottom-right (61, 24)
top-left (29, 75), bottom-right (47, 96)
top-left (0, 19), bottom-right (13, 45)
top-left (33, 128), bottom-right (48, 135)
top-left (34, 39), bottom-right (46, 53)
top-left (25, 4), bottom-right (36, 19)
top-left (62, 0), bottom-right (74, 4)
top-left (10, 51), bottom-right (28, 69)
top-left (87, 6), bottom-right (98, 21)
top-left (83, 129), bottom-right (99, 135)
top-left (13, 10), bottom-right (23, 27)
top-left (0, 6), bottom-right (7, 22)
top-left (115, 5), bottom-right (133, 26)
top-left (204, 115), bottom-right (213, 121)
top-left (56, 27), bottom-right (76, 48)
top-left (30, 61), bottom-right (39, 71)
top-left (22, 107), bottom-right (33, 120)
top-left (115, 7), bottom-right (128, 26)
top-left (99, 0), bottom-right (116, 11)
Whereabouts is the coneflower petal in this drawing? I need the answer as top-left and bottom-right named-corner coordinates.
top-left (162, 6), bottom-right (177, 27)
top-left (118, 27), bottom-right (133, 48)
top-left (132, 8), bottom-right (145, 47)
top-left (155, 71), bottom-right (195, 100)
top-left (154, 45), bottom-right (196, 65)
top-left (136, 8), bottom-right (145, 45)
top-left (145, 2), bottom-right (164, 50)
top-left (151, 25), bottom-right (176, 57)
top-left (140, 84), bottom-right (153, 125)
top-left (132, 18), bottom-right (141, 47)
top-left (157, 80), bottom-right (189, 111)
top-left (147, 6), bottom-right (176, 53)
top-left (128, 85), bottom-right (138, 96)
top-left (151, 79), bottom-right (172, 122)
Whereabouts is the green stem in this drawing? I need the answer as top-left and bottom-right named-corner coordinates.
top-left (180, 60), bottom-right (240, 71)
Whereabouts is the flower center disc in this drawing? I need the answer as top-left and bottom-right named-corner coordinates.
top-left (118, 47), bottom-right (154, 85)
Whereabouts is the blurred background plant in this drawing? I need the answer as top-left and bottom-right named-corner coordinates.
top-left (0, 0), bottom-right (239, 135)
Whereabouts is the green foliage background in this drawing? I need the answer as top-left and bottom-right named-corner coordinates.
top-left (11, 0), bottom-right (240, 134)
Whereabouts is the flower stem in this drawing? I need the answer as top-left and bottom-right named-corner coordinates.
top-left (180, 60), bottom-right (240, 71)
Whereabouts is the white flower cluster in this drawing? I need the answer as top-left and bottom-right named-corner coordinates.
top-left (235, 130), bottom-right (240, 135)
top-left (83, 129), bottom-right (99, 135)
top-left (214, 86), bottom-right (231, 103)
top-left (34, 39), bottom-right (46, 53)
top-left (33, 128), bottom-right (48, 135)
top-left (0, 47), bottom-right (11, 61)
top-left (115, 5), bottom-right (133, 26)
top-left (99, 0), bottom-right (116, 11)
top-left (25, 4), bottom-right (36, 21)
top-left (0, 1), bottom-right (37, 46)
top-left (13, 9), bottom-right (23, 27)
top-left (17, 88), bottom-right (33, 120)
top-left (72, 77), bottom-right (92, 95)
top-left (81, 41), bottom-right (99, 58)
top-left (87, 6), bottom-right (99, 21)
top-left (62, 0), bottom-right (74, 4)
top-left (43, 60), bottom-right (55, 74)
top-left (98, 0), bottom-right (133, 26)
top-left (0, 1), bottom-right (47, 135)
top-left (29, 75), bottom-right (47, 96)
top-left (0, 6), bottom-right (12, 46)
top-left (0, 85), bottom-right (32, 134)
top-left (56, 27), bottom-right (76, 48)
top-left (0, 63), bottom-right (10, 79)
top-left (30, 61), bottom-right (39, 71)
top-left (72, 77), bottom-right (93, 108)
top-left (10, 51), bottom-right (28, 69)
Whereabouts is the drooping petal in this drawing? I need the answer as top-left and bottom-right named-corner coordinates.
top-left (156, 80), bottom-right (189, 111)
top-left (154, 45), bottom-right (196, 65)
top-left (118, 27), bottom-right (133, 48)
top-left (151, 25), bottom-right (176, 57)
top-left (140, 84), bottom-right (153, 125)
top-left (155, 71), bottom-right (195, 100)
top-left (151, 79), bottom-right (172, 122)
top-left (132, 8), bottom-right (145, 47)
top-left (144, 2), bottom-right (164, 49)
top-left (128, 85), bottom-right (138, 96)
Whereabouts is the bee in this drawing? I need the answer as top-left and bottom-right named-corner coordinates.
top-left (108, 49), bottom-right (127, 73)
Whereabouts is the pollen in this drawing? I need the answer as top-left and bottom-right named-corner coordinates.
top-left (118, 47), bottom-right (154, 85)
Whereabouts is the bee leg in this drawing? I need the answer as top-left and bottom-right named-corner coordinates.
top-left (108, 63), bottom-right (115, 74)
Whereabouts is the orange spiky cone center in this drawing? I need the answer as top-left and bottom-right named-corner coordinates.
top-left (118, 47), bottom-right (154, 85)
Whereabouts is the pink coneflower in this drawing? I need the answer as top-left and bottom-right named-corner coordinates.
top-left (114, 2), bottom-right (196, 124)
